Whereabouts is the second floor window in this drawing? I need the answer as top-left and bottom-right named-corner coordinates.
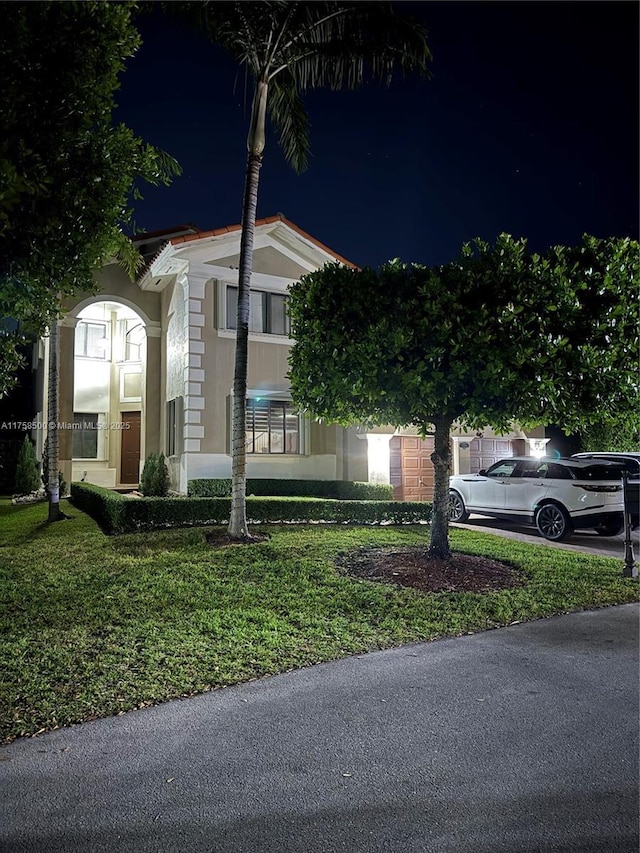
top-left (226, 286), bottom-right (290, 336)
top-left (75, 321), bottom-right (109, 359)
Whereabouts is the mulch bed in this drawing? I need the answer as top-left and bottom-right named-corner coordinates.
top-left (336, 547), bottom-right (526, 593)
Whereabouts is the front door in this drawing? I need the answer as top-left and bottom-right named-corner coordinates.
top-left (120, 411), bottom-right (141, 484)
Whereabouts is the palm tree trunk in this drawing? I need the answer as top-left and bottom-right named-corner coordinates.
top-left (228, 81), bottom-right (267, 540)
top-left (47, 319), bottom-right (61, 523)
top-left (428, 416), bottom-right (454, 559)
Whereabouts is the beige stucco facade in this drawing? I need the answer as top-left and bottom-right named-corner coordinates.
top-left (36, 218), bottom-right (370, 493)
top-left (34, 217), bottom-right (544, 497)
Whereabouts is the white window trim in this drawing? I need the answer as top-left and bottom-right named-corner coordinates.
top-left (218, 329), bottom-right (293, 345)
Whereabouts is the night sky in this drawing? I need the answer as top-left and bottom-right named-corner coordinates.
top-left (115, 1), bottom-right (639, 268)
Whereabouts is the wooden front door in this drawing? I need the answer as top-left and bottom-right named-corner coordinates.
top-left (120, 412), bottom-right (141, 484)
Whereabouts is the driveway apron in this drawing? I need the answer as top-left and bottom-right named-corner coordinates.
top-left (1, 604), bottom-right (638, 853)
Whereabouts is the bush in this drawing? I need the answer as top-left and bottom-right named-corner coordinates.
top-left (579, 418), bottom-right (640, 453)
top-left (70, 482), bottom-right (431, 534)
top-left (188, 478), bottom-right (232, 498)
top-left (41, 437), bottom-right (67, 498)
top-left (70, 483), bottom-right (129, 533)
top-left (140, 453), bottom-right (170, 496)
top-left (188, 478), bottom-right (393, 500)
top-left (14, 435), bottom-right (40, 494)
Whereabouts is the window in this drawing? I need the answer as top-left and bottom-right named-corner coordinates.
top-left (485, 460), bottom-right (518, 478)
top-left (119, 319), bottom-right (144, 362)
top-left (246, 399), bottom-right (299, 454)
top-left (166, 398), bottom-right (181, 456)
top-left (72, 413), bottom-right (99, 458)
top-left (227, 286), bottom-right (290, 336)
top-left (75, 322), bottom-right (109, 359)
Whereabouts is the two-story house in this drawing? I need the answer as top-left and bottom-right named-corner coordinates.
top-left (33, 215), bottom-right (545, 498)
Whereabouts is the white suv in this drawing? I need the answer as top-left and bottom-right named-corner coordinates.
top-left (449, 457), bottom-right (625, 541)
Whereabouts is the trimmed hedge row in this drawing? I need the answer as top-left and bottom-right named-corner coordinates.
top-left (70, 482), bottom-right (431, 534)
top-left (187, 478), bottom-right (394, 501)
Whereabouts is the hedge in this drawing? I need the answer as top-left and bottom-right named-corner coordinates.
top-left (188, 478), bottom-right (393, 500)
top-left (70, 482), bottom-right (431, 534)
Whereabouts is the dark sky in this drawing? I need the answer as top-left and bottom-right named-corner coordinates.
top-left (115, 1), bottom-right (639, 268)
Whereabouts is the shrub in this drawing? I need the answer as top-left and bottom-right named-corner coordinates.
top-left (155, 453), bottom-right (170, 496)
top-left (70, 482), bottom-right (431, 534)
top-left (140, 454), bottom-right (158, 496)
top-left (188, 478), bottom-right (393, 500)
top-left (14, 435), bottom-right (40, 494)
top-left (70, 483), bottom-right (128, 533)
top-left (41, 437), bottom-right (67, 498)
top-left (140, 453), bottom-right (169, 496)
top-left (188, 478), bottom-right (232, 498)
top-left (579, 418), bottom-right (640, 453)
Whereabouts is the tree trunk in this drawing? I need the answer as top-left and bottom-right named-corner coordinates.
top-left (47, 319), bottom-right (61, 523)
top-left (228, 80), bottom-right (267, 540)
top-left (428, 416), bottom-right (454, 559)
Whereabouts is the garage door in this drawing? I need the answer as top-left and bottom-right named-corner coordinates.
top-left (468, 437), bottom-right (525, 473)
top-left (390, 436), bottom-right (436, 502)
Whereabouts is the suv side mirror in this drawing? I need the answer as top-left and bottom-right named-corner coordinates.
top-left (478, 469), bottom-right (487, 477)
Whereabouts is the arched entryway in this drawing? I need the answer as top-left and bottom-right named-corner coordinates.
top-left (70, 301), bottom-right (147, 488)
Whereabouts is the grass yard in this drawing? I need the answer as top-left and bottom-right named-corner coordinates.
top-left (1, 498), bottom-right (637, 743)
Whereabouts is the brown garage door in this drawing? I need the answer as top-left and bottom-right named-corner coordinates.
top-left (469, 437), bottom-right (525, 473)
top-left (390, 436), bottom-right (436, 502)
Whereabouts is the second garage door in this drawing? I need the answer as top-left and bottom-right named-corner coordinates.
top-left (468, 437), bottom-right (525, 473)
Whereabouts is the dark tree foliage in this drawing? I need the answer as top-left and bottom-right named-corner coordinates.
top-left (0, 0), bottom-right (180, 396)
top-left (288, 234), bottom-right (639, 558)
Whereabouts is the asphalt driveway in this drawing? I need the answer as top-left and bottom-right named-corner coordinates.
top-left (454, 514), bottom-right (640, 561)
top-left (1, 604), bottom-right (638, 853)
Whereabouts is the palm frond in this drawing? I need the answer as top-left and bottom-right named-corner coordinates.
top-left (267, 75), bottom-right (311, 173)
top-left (169, 2), bottom-right (431, 167)
top-left (277, 3), bottom-right (431, 90)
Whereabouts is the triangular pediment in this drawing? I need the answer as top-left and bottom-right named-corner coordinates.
top-left (212, 246), bottom-right (310, 279)
top-left (140, 216), bottom-right (355, 290)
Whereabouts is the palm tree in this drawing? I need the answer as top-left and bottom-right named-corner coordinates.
top-left (185, 1), bottom-right (431, 539)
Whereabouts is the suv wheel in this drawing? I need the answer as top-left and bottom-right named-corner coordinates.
top-left (594, 518), bottom-right (625, 537)
top-left (535, 503), bottom-right (573, 541)
top-left (448, 490), bottom-right (470, 523)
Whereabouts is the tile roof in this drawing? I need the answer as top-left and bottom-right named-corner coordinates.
top-left (168, 213), bottom-right (357, 268)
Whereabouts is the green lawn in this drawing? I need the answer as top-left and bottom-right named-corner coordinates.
top-left (1, 498), bottom-right (637, 743)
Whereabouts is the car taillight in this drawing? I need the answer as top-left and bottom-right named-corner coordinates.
top-left (573, 484), bottom-right (622, 492)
